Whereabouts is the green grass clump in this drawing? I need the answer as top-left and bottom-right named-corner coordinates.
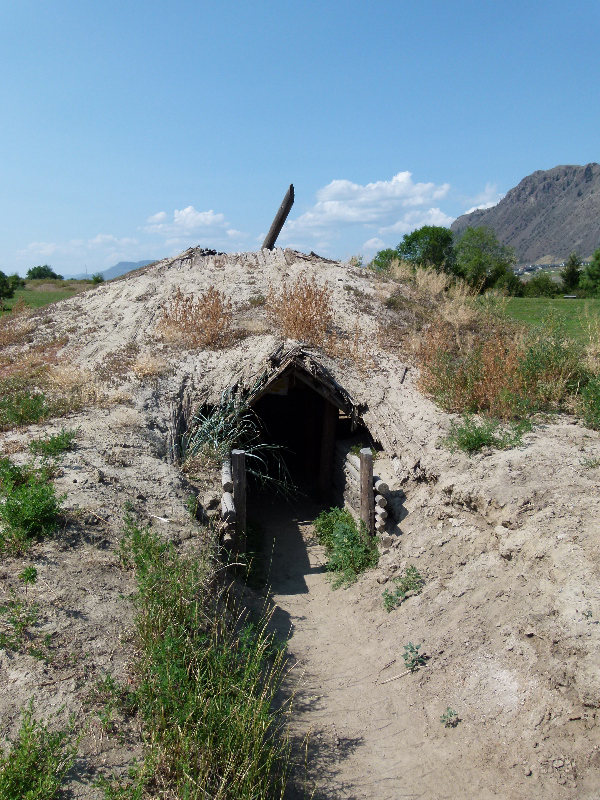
top-left (28, 429), bottom-right (77, 459)
top-left (0, 389), bottom-right (51, 431)
top-left (580, 376), bottom-right (600, 430)
top-left (0, 457), bottom-right (64, 551)
top-left (0, 701), bottom-right (77, 799)
top-left (445, 415), bottom-right (532, 454)
top-left (382, 565), bottom-right (425, 612)
top-left (314, 507), bottom-right (379, 587)
top-left (112, 516), bottom-right (289, 799)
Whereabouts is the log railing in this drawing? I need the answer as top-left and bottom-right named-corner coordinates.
top-left (220, 450), bottom-right (246, 553)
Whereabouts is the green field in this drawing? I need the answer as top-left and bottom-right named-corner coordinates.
top-left (1, 280), bottom-right (94, 314)
top-left (505, 297), bottom-right (600, 344)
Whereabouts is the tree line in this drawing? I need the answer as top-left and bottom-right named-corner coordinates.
top-left (369, 225), bottom-right (600, 297)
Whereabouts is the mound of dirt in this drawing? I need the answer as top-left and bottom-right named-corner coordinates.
top-left (1, 247), bottom-right (599, 798)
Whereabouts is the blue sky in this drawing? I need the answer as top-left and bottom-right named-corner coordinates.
top-left (2, 0), bottom-right (599, 276)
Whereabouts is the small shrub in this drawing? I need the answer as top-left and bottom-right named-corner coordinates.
top-left (580, 375), bottom-right (600, 430)
top-left (0, 592), bottom-right (39, 650)
top-left (0, 389), bottom-right (51, 431)
top-left (0, 457), bottom-right (64, 550)
top-left (158, 286), bottom-right (233, 349)
top-left (402, 642), bottom-right (426, 672)
top-left (266, 275), bottom-right (333, 347)
top-left (382, 565), bottom-right (425, 612)
top-left (445, 415), bottom-right (531, 454)
top-left (314, 507), bottom-right (378, 587)
top-left (248, 292), bottom-right (266, 308)
top-left (440, 707), bottom-right (460, 727)
top-left (29, 428), bottom-right (77, 459)
top-left (0, 701), bottom-right (77, 799)
top-left (91, 272), bottom-right (105, 284)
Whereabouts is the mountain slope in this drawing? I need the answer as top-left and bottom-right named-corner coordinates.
top-left (451, 163), bottom-right (600, 263)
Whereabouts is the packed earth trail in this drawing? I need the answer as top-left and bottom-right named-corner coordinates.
top-left (256, 498), bottom-right (586, 800)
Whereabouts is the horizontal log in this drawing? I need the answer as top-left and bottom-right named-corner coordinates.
top-left (221, 460), bottom-right (233, 493)
top-left (221, 492), bottom-right (236, 520)
top-left (345, 461), bottom-right (361, 484)
top-left (375, 507), bottom-right (388, 520)
top-left (375, 519), bottom-right (387, 532)
top-left (347, 453), bottom-right (360, 471)
top-left (373, 477), bottom-right (389, 495)
top-left (375, 494), bottom-right (388, 508)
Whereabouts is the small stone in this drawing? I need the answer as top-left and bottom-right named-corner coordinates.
top-left (553, 759), bottom-right (564, 769)
top-left (524, 767), bottom-right (533, 777)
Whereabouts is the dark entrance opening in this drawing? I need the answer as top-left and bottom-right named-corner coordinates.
top-left (250, 369), bottom-right (371, 502)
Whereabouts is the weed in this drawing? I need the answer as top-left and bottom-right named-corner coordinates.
top-left (185, 493), bottom-right (199, 518)
top-left (0, 701), bottom-right (77, 799)
top-left (581, 455), bottom-right (600, 468)
top-left (382, 565), bottom-right (425, 612)
top-left (0, 389), bottom-right (51, 430)
top-left (158, 286), bottom-right (233, 349)
top-left (419, 311), bottom-right (586, 420)
top-left (266, 274), bottom-right (334, 347)
top-left (19, 566), bottom-right (38, 593)
top-left (0, 457), bottom-right (65, 551)
top-left (248, 292), bottom-right (266, 308)
top-left (580, 375), bottom-right (600, 430)
top-left (0, 592), bottom-right (39, 650)
top-left (314, 507), bottom-right (379, 587)
top-left (117, 516), bottom-right (289, 798)
top-left (444, 415), bottom-right (532, 454)
top-left (29, 428), bottom-right (77, 459)
top-left (440, 707), bottom-right (460, 728)
top-left (402, 642), bottom-right (426, 672)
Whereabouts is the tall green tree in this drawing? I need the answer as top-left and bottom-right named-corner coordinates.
top-left (581, 248), bottom-right (600, 295)
top-left (396, 225), bottom-right (456, 272)
top-left (369, 248), bottom-right (397, 272)
top-left (26, 264), bottom-right (63, 280)
top-left (0, 271), bottom-right (15, 301)
top-left (454, 226), bottom-right (516, 292)
top-left (560, 251), bottom-right (582, 292)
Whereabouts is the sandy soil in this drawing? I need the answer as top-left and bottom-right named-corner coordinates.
top-left (1, 247), bottom-right (600, 797)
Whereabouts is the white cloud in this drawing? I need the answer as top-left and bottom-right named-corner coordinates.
top-left (462, 183), bottom-right (504, 215)
top-left (284, 172), bottom-right (451, 240)
top-left (362, 237), bottom-right (385, 252)
top-left (145, 206), bottom-right (227, 235)
top-left (380, 208), bottom-right (455, 235)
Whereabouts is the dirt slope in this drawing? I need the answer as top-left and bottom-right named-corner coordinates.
top-left (1, 247), bottom-right (600, 797)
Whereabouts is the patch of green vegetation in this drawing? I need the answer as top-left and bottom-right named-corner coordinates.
top-left (505, 298), bottom-right (600, 345)
top-left (402, 642), bottom-right (426, 672)
top-left (113, 516), bottom-right (289, 799)
top-left (29, 428), bottom-right (77, 459)
top-left (314, 507), bottom-right (379, 587)
top-left (382, 565), bottom-right (425, 612)
top-left (0, 457), bottom-right (65, 552)
top-left (0, 592), bottom-right (39, 651)
top-left (580, 376), bottom-right (600, 430)
top-left (440, 707), bottom-right (460, 728)
top-left (0, 701), bottom-right (77, 799)
top-left (445, 415), bottom-right (532, 455)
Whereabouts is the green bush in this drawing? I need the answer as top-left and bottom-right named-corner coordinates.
top-left (0, 701), bottom-right (77, 799)
top-left (522, 271), bottom-right (558, 298)
top-left (581, 376), bottom-right (600, 430)
top-left (0, 458), bottom-right (64, 550)
top-left (0, 390), bottom-right (51, 431)
top-left (113, 517), bottom-right (289, 799)
top-left (382, 565), bottom-right (425, 612)
top-left (314, 507), bottom-right (378, 587)
top-left (445, 415), bottom-right (531, 454)
top-left (29, 429), bottom-right (77, 459)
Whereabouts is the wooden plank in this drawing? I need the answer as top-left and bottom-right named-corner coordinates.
top-left (232, 449), bottom-right (246, 552)
top-left (360, 448), bottom-right (375, 536)
top-left (262, 184), bottom-right (295, 250)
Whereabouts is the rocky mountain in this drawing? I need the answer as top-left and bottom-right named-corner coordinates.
top-left (451, 163), bottom-right (600, 264)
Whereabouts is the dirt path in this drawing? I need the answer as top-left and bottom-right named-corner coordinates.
top-left (254, 498), bottom-right (588, 800)
top-left (256, 499), bottom-right (476, 800)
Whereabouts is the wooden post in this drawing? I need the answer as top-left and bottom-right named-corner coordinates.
top-left (262, 184), bottom-right (294, 250)
top-left (231, 449), bottom-right (246, 553)
top-left (360, 448), bottom-right (374, 536)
